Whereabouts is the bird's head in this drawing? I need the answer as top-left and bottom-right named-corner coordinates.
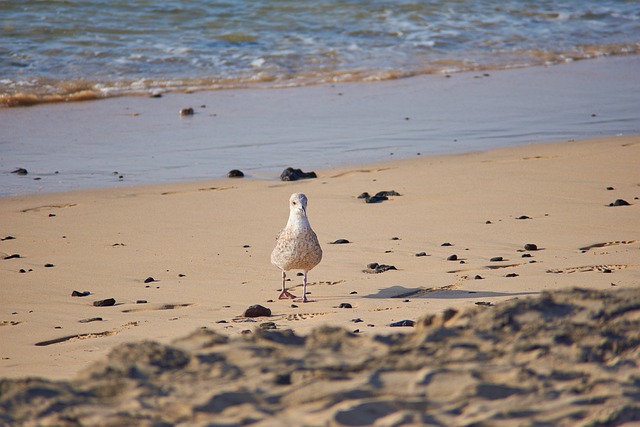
top-left (289, 193), bottom-right (308, 216)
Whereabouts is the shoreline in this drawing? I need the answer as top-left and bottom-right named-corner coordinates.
top-left (1, 135), bottom-right (639, 381)
top-left (2, 55), bottom-right (640, 196)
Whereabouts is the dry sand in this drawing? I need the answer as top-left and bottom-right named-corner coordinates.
top-left (1, 135), bottom-right (639, 425)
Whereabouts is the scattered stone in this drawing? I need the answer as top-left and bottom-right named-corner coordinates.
top-left (244, 305), bottom-right (271, 318)
top-left (330, 239), bottom-right (350, 244)
top-left (179, 107), bottom-right (194, 116)
top-left (338, 303), bottom-right (353, 309)
top-left (216, 320), bottom-right (228, 324)
top-left (522, 253), bottom-right (532, 258)
top-left (506, 273), bottom-right (519, 278)
top-left (475, 302), bottom-right (493, 306)
top-left (136, 300), bottom-right (148, 304)
top-left (178, 273), bottom-right (186, 277)
top-left (144, 277), bottom-right (156, 283)
top-left (391, 236), bottom-right (400, 241)
top-left (415, 252), bottom-right (427, 257)
top-left (609, 199), bottom-right (630, 206)
top-left (44, 263), bottom-right (55, 268)
top-left (150, 92), bottom-right (162, 98)
top-left (227, 169), bottom-right (244, 178)
top-left (352, 318), bottom-right (363, 323)
top-left (447, 254), bottom-right (458, 261)
top-left (1, 236), bottom-right (16, 241)
top-left (19, 269), bottom-right (27, 273)
top-left (291, 304), bottom-right (298, 308)
top-left (3, 254), bottom-right (21, 260)
top-left (402, 299), bottom-right (410, 303)
top-left (441, 242), bottom-right (453, 246)
top-left (490, 257), bottom-right (504, 262)
top-left (279, 167), bottom-right (317, 181)
top-left (71, 290), bottom-right (90, 297)
top-left (358, 190), bottom-right (401, 203)
top-left (365, 194), bottom-right (387, 203)
top-left (486, 220), bottom-right (492, 224)
top-left (353, 329), bottom-right (360, 333)
top-left (357, 192), bottom-right (370, 199)
top-left (274, 373), bottom-right (291, 385)
top-left (602, 269), bottom-right (612, 274)
top-left (516, 215), bottom-right (531, 220)
top-left (389, 320), bottom-right (415, 327)
top-left (259, 322), bottom-right (277, 330)
top-left (364, 263), bottom-right (397, 273)
top-left (350, 291), bottom-right (357, 295)
top-left (79, 317), bottom-right (103, 323)
top-left (11, 168), bottom-right (28, 176)
top-left (48, 213), bottom-right (56, 217)
top-left (524, 243), bottom-right (538, 251)
top-left (93, 298), bottom-right (116, 307)
top-left (606, 186), bottom-right (615, 190)
top-left (475, 275), bottom-right (484, 280)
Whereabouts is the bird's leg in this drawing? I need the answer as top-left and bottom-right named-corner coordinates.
top-left (302, 272), bottom-right (309, 303)
top-left (278, 270), bottom-right (297, 299)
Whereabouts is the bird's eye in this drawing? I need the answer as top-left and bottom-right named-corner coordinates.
top-left (292, 201), bottom-right (297, 205)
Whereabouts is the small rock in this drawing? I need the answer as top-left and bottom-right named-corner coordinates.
top-left (259, 322), bottom-right (277, 330)
top-left (48, 214), bottom-right (56, 217)
top-left (516, 215), bottom-right (531, 220)
top-left (179, 107), bottom-right (194, 116)
top-left (330, 239), bottom-right (350, 244)
top-left (338, 303), bottom-right (353, 309)
top-left (441, 242), bottom-right (453, 246)
top-left (367, 262), bottom-right (379, 269)
top-left (244, 304), bottom-right (271, 318)
top-left (475, 275), bottom-right (484, 280)
top-left (357, 192), bottom-right (371, 199)
top-left (606, 187), bottom-right (615, 190)
top-left (364, 263), bottom-right (397, 273)
top-left (216, 320), bottom-right (228, 324)
top-left (447, 254), bottom-right (458, 261)
top-left (93, 298), bottom-right (116, 307)
top-left (71, 290), bottom-right (90, 297)
top-left (522, 253), bottom-right (532, 258)
top-left (475, 302), bottom-right (493, 306)
top-left (402, 299), bottom-right (410, 303)
top-left (274, 373), bottom-right (291, 385)
top-left (389, 320), bottom-right (415, 327)
top-left (353, 329), bottom-right (360, 333)
top-left (279, 167), bottom-right (317, 181)
top-left (490, 256), bottom-right (504, 262)
top-left (365, 195), bottom-right (388, 203)
top-left (415, 252), bottom-right (427, 257)
top-left (144, 277), bottom-right (156, 283)
top-left (610, 199), bottom-right (630, 207)
top-left (390, 236), bottom-right (400, 240)
top-left (485, 220), bottom-right (492, 224)
top-left (227, 169), bottom-right (244, 178)
top-left (506, 273), bottom-right (519, 278)
top-left (3, 254), bottom-right (21, 260)
top-left (602, 269), bottom-right (612, 274)
top-left (376, 190), bottom-right (401, 197)
top-left (19, 269), bottom-right (27, 273)
top-left (291, 304), bottom-right (298, 308)
top-left (136, 300), bottom-right (148, 304)
top-left (352, 318), bottom-right (363, 323)
top-left (524, 243), bottom-right (538, 251)
top-left (1, 236), bottom-right (16, 241)
top-left (78, 317), bottom-right (102, 323)
top-left (44, 263), bottom-right (54, 268)
top-left (349, 291), bottom-right (358, 295)
top-left (11, 168), bottom-right (28, 176)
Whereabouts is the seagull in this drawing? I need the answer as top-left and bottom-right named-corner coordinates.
top-left (271, 193), bottom-right (323, 302)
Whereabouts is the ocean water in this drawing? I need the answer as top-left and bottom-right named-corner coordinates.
top-left (2, 0), bottom-right (640, 106)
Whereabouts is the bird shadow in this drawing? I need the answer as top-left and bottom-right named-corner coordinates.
top-left (365, 285), bottom-right (539, 299)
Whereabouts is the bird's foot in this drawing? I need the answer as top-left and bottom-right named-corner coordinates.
top-left (295, 297), bottom-right (314, 303)
top-left (278, 290), bottom-right (297, 300)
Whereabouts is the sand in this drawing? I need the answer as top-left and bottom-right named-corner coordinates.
top-left (1, 135), bottom-right (639, 425)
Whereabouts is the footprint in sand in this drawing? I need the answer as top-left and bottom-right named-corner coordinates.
top-left (21, 203), bottom-right (77, 213)
top-left (579, 240), bottom-right (637, 252)
top-left (390, 284), bottom-right (460, 299)
top-left (34, 321), bottom-right (139, 346)
top-left (286, 312), bottom-right (331, 321)
top-left (546, 264), bottom-right (628, 274)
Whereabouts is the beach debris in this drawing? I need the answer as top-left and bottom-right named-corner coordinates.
top-left (71, 290), bottom-right (90, 297)
top-left (516, 215), bottom-right (531, 220)
top-left (93, 298), bottom-right (116, 307)
top-left (144, 277), bottom-right (156, 283)
top-left (363, 263), bottom-right (397, 274)
top-left (609, 199), bottom-right (630, 206)
top-left (389, 320), bottom-right (415, 327)
top-left (522, 253), bottom-right (532, 258)
top-left (606, 186), bottom-right (615, 190)
top-left (475, 302), bottom-right (493, 306)
top-left (330, 239), bottom-right (350, 244)
top-left (358, 190), bottom-right (401, 203)
top-left (490, 256), bottom-right (504, 262)
top-left (11, 168), bottom-right (28, 176)
top-left (44, 263), bottom-right (55, 268)
top-left (1, 236), bottom-right (16, 241)
top-left (447, 254), bottom-right (458, 261)
top-left (259, 322), bottom-right (277, 330)
top-left (227, 169), bottom-right (244, 178)
top-left (441, 242), bottom-right (453, 246)
top-left (79, 317), bottom-right (103, 323)
top-left (506, 273), bottom-right (519, 278)
top-left (352, 318), bottom-right (363, 323)
top-left (279, 167), bottom-right (317, 181)
top-left (3, 254), bottom-right (21, 260)
top-left (271, 193), bottom-right (322, 303)
top-left (415, 252), bottom-right (428, 257)
top-left (244, 304), bottom-right (271, 318)
top-left (475, 275), bottom-right (484, 280)
top-left (338, 303), bottom-right (352, 309)
top-left (524, 243), bottom-right (538, 251)
top-left (179, 107), bottom-right (194, 116)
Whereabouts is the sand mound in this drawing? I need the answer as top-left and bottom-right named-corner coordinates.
top-left (2, 287), bottom-right (639, 426)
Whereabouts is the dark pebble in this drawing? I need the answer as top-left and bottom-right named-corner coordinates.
top-left (352, 318), bottom-right (363, 323)
top-left (367, 262), bottom-right (379, 269)
top-left (602, 269), bottom-right (612, 274)
top-left (475, 275), bottom-right (484, 280)
top-left (447, 254), bottom-right (458, 261)
top-left (415, 252), bottom-right (427, 257)
top-left (353, 329), bottom-right (360, 333)
top-left (216, 320), bottom-right (228, 324)
top-left (227, 169), bottom-right (244, 178)
top-left (259, 322), bottom-right (277, 330)
top-left (19, 269), bottom-right (27, 273)
top-left (506, 273), bottom-right (519, 278)
top-left (524, 243), bottom-right (538, 251)
top-left (291, 304), bottom-right (298, 308)
top-left (475, 302), bottom-right (493, 306)
top-left (610, 199), bottom-right (630, 207)
top-left (606, 187), bottom-right (615, 190)
top-left (375, 191), bottom-right (401, 197)
top-left (391, 236), bottom-right (400, 240)
top-left (441, 242), bottom-right (453, 246)
top-left (178, 273), bottom-right (186, 277)
top-left (1, 236), bottom-right (16, 241)
top-left (274, 373), bottom-right (291, 385)
top-left (48, 214), bottom-right (56, 217)
top-left (402, 299), bottom-right (410, 303)
top-left (144, 277), bottom-right (156, 283)
top-left (486, 220), bottom-right (492, 224)
top-left (490, 257), bottom-right (504, 262)
top-left (11, 168), bottom-right (28, 176)
top-left (44, 263), bottom-right (54, 268)
top-left (93, 298), bottom-right (116, 307)
top-left (350, 291), bottom-right (358, 295)
top-left (338, 303), bottom-right (353, 309)
top-left (4, 254), bottom-right (21, 260)
top-left (244, 304), bottom-right (271, 318)
top-left (364, 263), bottom-right (397, 273)
top-left (71, 290), bottom-right (90, 297)
top-left (365, 195), bottom-right (388, 203)
top-left (279, 167), bottom-right (317, 181)
top-left (390, 320), bottom-right (415, 327)
top-left (516, 215), bottom-right (531, 220)
top-left (522, 253), bottom-right (532, 258)
top-left (136, 300), bottom-right (148, 304)
top-left (357, 192), bottom-right (370, 199)
top-left (179, 107), bottom-right (194, 116)
top-left (79, 317), bottom-right (102, 323)
top-left (330, 239), bottom-right (350, 244)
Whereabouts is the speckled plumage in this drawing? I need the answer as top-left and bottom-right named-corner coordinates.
top-left (271, 193), bottom-right (322, 302)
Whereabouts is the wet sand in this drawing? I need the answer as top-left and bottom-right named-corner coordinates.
top-left (1, 135), bottom-right (639, 425)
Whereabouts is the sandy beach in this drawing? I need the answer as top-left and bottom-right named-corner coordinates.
top-left (1, 132), bottom-right (639, 425)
